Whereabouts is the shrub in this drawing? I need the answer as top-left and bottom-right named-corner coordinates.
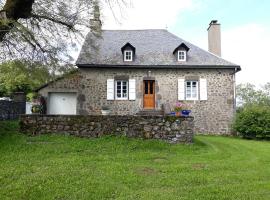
top-left (233, 104), bottom-right (270, 139)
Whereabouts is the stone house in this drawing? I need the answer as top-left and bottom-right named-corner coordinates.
top-left (37, 20), bottom-right (241, 134)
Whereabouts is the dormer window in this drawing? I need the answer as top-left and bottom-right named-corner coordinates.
top-left (173, 43), bottom-right (190, 62)
top-left (121, 42), bottom-right (136, 62)
top-left (124, 50), bottom-right (133, 61)
top-left (178, 50), bottom-right (186, 61)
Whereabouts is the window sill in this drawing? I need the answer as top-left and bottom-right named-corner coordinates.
top-left (115, 98), bottom-right (129, 101)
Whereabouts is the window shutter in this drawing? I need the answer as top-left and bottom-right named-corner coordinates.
top-left (107, 79), bottom-right (114, 100)
top-left (200, 78), bottom-right (207, 100)
top-left (129, 79), bottom-right (136, 100)
top-left (178, 79), bottom-right (185, 100)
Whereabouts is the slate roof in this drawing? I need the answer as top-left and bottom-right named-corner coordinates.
top-left (76, 29), bottom-right (240, 70)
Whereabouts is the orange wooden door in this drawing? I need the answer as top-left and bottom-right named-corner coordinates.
top-left (143, 80), bottom-right (155, 109)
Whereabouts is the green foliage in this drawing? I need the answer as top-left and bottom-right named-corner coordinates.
top-left (235, 83), bottom-right (270, 139)
top-left (233, 104), bottom-right (270, 139)
top-left (1, 121), bottom-right (270, 199)
top-left (237, 83), bottom-right (270, 106)
top-left (0, 60), bottom-right (51, 96)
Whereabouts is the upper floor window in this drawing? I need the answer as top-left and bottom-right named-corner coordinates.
top-left (124, 50), bottom-right (133, 62)
top-left (186, 81), bottom-right (198, 100)
top-left (178, 50), bottom-right (186, 61)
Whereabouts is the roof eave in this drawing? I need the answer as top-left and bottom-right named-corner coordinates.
top-left (77, 63), bottom-right (241, 71)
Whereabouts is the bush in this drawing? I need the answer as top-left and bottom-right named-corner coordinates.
top-left (233, 105), bottom-right (270, 139)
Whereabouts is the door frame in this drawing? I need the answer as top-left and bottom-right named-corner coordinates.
top-left (143, 79), bottom-right (156, 109)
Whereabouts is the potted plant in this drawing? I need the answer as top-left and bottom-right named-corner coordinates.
top-left (173, 102), bottom-right (184, 116)
top-left (101, 105), bottom-right (111, 115)
top-left (171, 102), bottom-right (192, 116)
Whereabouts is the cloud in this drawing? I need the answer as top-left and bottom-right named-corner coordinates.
top-left (101, 0), bottom-right (195, 29)
top-left (222, 24), bottom-right (270, 86)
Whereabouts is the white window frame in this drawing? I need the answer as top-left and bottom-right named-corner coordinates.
top-left (124, 50), bottom-right (133, 62)
top-left (115, 80), bottom-right (129, 100)
top-left (178, 50), bottom-right (186, 61)
top-left (185, 81), bottom-right (198, 100)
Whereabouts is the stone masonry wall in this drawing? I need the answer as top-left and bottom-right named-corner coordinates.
top-left (37, 67), bottom-right (235, 135)
top-left (20, 115), bottom-right (194, 144)
top-left (78, 68), bottom-right (235, 134)
top-left (38, 72), bottom-right (81, 97)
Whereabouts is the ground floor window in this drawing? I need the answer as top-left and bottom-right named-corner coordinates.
top-left (115, 80), bottom-right (128, 100)
top-left (186, 81), bottom-right (198, 100)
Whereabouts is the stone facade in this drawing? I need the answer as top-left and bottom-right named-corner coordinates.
top-left (38, 67), bottom-right (236, 135)
top-left (38, 72), bottom-right (81, 97)
top-left (20, 115), bottom-right (194, 144)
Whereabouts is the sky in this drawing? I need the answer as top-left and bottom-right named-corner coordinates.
top-left (100, 0), bottom-right (270, 86)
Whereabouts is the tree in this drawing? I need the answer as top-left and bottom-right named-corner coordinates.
top-left (236, 83), bottom-right (270, 107)
top-left (0, 60), bottom-right (52, 96)
top-left (0, 0), bottom-right (127, 67)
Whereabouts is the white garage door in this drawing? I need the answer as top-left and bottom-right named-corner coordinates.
top-left (48, 93), bottom-right (77, 115)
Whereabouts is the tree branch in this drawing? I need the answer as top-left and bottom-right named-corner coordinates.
top-left (31, 14), bottom-right (75, 30)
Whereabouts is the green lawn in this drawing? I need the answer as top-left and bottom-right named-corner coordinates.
top-left (1, 121), bottom-right (270, 200)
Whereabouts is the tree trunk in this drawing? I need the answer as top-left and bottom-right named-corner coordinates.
top-left (0, 0), bottom-right (35, 41)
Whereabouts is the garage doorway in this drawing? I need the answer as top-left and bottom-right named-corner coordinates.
top-left (48, 92), bottom-right (77, 115)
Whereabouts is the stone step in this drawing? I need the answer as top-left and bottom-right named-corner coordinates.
top-left (136, 110), bottom-right (164, 116)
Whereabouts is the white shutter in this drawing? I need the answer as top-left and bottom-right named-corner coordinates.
top-left (107, 79), bottom-right (114, 100)
top-left (129, 79), bottom-right (136, 100)
top-left (178, 79), bottom-right (185, 100)
top-left (200, 78), bottom-right (207, 100)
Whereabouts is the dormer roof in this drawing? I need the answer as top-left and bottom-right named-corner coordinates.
top-left (173, 43), bottom-right (190, 54)
top-left (121, 42), bottom-right (136, 53)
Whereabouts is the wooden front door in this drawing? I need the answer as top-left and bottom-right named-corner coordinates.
top-left (143, 80), bottom-right (155, 109)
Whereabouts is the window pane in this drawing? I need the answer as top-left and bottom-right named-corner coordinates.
top-left (150, 81), bottom-right (154, 94)
top-left (192, 91), bottom-right (197, 98)
top-left (144, 81), bottom-right (148, 94)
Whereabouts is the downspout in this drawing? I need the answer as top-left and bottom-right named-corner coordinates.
top-left (231, 67), bottom-right (238, 112)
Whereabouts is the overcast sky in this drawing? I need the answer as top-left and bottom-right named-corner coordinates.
top-left (100, 0), bottom-right (270, 86)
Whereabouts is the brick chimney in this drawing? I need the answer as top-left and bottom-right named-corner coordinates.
top-left (207, 20), bottom-right (221, 57)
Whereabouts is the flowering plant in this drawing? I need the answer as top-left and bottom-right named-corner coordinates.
top-left (174, 102), bottom-right (190, 112)
top-left (174, 102), bottom-right (184, 112)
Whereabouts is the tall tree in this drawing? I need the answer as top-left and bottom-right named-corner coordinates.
top-left (0, 0), bottom-right (126, 68)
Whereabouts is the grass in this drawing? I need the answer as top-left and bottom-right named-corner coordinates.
top-left (1, 121), bottom-right (270, 200)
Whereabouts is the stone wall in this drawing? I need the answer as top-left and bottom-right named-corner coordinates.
top-left (38, 72), bottom-right (81, 97)
top-left (19, 115), bottom-right (194, 143)
top-left (78, 68), bottom-right (235, 134)
top-left (38, 67), bottom-right (235, 134)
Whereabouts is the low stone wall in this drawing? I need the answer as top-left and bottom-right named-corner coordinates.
top-left (20, 115), bottom-right (194, 143)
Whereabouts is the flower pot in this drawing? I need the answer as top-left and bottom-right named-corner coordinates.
top-left (170, 112), bottom-right (176, 116)
top-left (176, 111), bottom-right (181, 116)
top-left (181, 110), bottom-right (191, 116)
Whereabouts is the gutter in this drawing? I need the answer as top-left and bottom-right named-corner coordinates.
top-left (77, 64), bottom-right (241, 70)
